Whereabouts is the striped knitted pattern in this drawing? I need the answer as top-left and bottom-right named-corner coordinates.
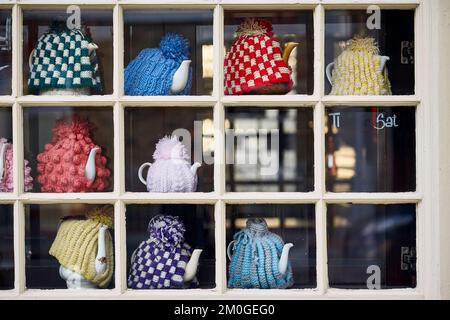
top-left (49, 208), bottom-right (114, 288)
top-left (228, 218), bottom-right (294, 289)
top-left (330, 37), bottom-right (392, 95)
top-left (28, 25), bottom-right (102, 93)
top-left (124, 33), bottom-right (192, 96)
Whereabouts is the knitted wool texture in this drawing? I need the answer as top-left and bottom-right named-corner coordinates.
top-left (49, 206), bottom-right (114, 288)
top-left (128, 215), bottom-right (198, 289)
top-left (124, 33), bottom-right (192, 96)
top-left (144, 136), bottom-right (198, 193)
top-left (330, 37), bottom-right (392, 95)
top-left (28, 22), bottom-right (102, 94)
top-left (224, 18), bottom-right (293, 95)
top-left (228, 218), bottom-right (294, 289)
top-left (36, 115), bottom-right (110, 193)
top-left (0, 138), bottom-right (33, 192)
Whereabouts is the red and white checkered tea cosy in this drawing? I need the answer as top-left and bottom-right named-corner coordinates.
top-left (224, 18), bottom-right (293, 95)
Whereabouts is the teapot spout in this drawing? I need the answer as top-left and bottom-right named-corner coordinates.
top-left (282, 42), bottom-right (299, 66)
top-left (95, 225), bottom-right (108, 274)
top-left (85, 147), bottom-right (99, 181)
top-left (191, 162), bottom-right (201, 176)
top-left (183, 249), bottom-right (203, 282)
top-left (87, 43), bottom-right (99, 55)
top-left (171, 60), bottom-right (191, 94)
top-left (278, 243), bottom-right (293, 276)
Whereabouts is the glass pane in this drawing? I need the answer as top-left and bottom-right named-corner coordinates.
top-left (327, 204), bottom-right (416, 289)
top-left (325, 10), bottom-right (415, 95)
top-left (325, 107), bottom-right (416, 193)
top-left (126, 204), bottom-right (215, 289)
top-left (0, 10), bottom-right (12, 95)
top-left (226, 108), bottom-right (314, 192)
top-left (23, 10), bottom-right (113, 95)
top-left (0, 108), bottom-right (13, 193)
top-left (125, 107), bottom-right (214, 192)
top-left (25, 204), bottom-right (115, 289)
top-left (24, 107), bottom-right (114, 193)
top-left (224, 10), bottom-right (314, 95)
top-left (226, 204), bottom-right (316, 289)
top-left (0, 205), bottom-right (14, 290)
top-left (124, 10), bottom-right (213, 96)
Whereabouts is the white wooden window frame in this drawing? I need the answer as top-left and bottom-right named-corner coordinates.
top-left (0, 0), bottom-right (447, 300)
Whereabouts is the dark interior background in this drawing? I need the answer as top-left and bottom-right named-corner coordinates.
top-left (0, 205), bottom-right (14, 290)
top-left (327, 204), bottom-right (417, 289)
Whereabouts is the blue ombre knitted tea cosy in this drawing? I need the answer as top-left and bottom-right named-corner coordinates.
top-left (124, 33), bottom-right (192, 96)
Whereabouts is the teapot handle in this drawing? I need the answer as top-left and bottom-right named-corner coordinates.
top-left (138, 162), bottom-right (152, 186)
top-left (227, 240), bottom-right (236, 261)
top-left (326, 62), bottom-right (334, 86)
top-left (28, 49), bottom-right (35, 71)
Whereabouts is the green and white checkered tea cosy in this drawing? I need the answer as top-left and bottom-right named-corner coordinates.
top-left (28, 22), bottom-right (102, 94)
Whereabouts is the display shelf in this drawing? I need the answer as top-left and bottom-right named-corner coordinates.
top-left (0, 0), bottom-right (438, 300)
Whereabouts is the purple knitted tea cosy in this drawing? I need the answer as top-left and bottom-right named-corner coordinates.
top-left (128, 215), bottom-right (198, 289)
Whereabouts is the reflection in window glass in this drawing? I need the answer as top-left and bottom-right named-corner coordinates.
top-left (226, 204), bottom-right (316, 289)
top-left (325, 10), bottom-right (415, 95)
top-left (124, 10), bottom-right (213, 96)
top-left (126, 204), bottom-right (215, 289)
top-left (0, 205), bottom-right (14, 290)
top-left (23, 10), bottom-right (114, 95)
top-left (125, 107), bottom-right (214, 192)
top-left (226, 108), bottom-right (314, 192)
top-left (23, 107), bottom-right (114, 193)
top-left (225, 10), bottom-right (314, 95)
top-left (327, 204), bottom-right (416, 289)
top-left (325, 107), bottom-right (416, 193)
top-left (25, 204), bottom-right (115, 289)
top-left (0, 10), bottom-right (12, 95)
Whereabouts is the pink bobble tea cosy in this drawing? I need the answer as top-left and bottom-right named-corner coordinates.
top-left (36, 116), bottom-right (110, 193)
top-left (0, 138), bottom-right (33, 192)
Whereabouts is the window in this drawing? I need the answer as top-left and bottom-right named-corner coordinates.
top-left (0, 0), bottom-right (444, 300)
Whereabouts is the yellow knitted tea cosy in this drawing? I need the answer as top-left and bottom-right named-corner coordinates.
top-left (330, 37), bottom-right (392, 95)
top-left (49, 206), bottom-right (114, 288)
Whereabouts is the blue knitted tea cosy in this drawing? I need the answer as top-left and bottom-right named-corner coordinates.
top-left (228, 218), bottom-right (294, 289)
top-left (124, 33), bottom-right (192, 96)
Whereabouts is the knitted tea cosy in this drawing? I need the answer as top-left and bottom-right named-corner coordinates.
top-left (49, 206), bottom-right (114, 288)
top-left (28, 22), bottom-right (102, 94)
top-left (124, 33), bottom-right (192, 96)
top-left (224, 18), bottom-right (293, 95)
top-left (36, 115), bottom-right (111, 193)
top-left (228, 218), bottom-right (294, 289)
top-left (128, 215), bottom-right (198, 289)
top-left (0, 138), bottom-right (33, 192)
top-left (140, 135), bottom-right (199, 193)
top-left (330, 37), bottom-right (392, 95)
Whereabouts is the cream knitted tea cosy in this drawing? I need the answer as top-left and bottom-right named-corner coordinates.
top-left (49, 206), bottom-right (114, 288)
top-left (329, 37), bottom-right (392, 95)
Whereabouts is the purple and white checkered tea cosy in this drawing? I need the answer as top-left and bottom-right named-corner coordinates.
top-left (128, 215), bottom-right (198, 289)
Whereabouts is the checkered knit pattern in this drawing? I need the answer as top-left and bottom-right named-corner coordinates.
top-left (28, 24), bottom-right (102, 93)
top-left (224, 18), bottom-right (292, 95)
top-left (127, 215), bottom-right (198, 289)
